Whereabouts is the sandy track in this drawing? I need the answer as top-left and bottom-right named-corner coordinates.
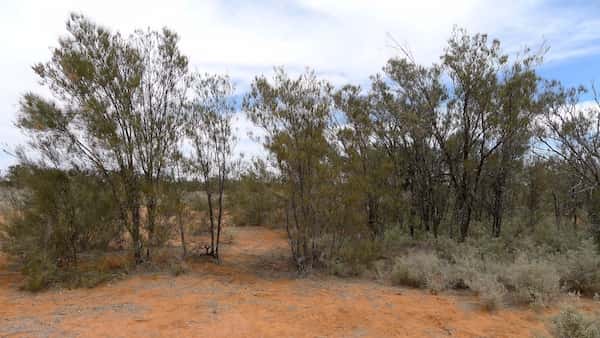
top-left (0, 227), bottom-right (579, 337)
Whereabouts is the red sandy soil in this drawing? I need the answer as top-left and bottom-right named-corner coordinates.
top-left (0, 226), bottom-right (597, 337)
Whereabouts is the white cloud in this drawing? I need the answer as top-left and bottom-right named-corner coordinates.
top-left (1, 0), bottom-right (599, 169)
top-left (231, 112), bottom-right (267, 160)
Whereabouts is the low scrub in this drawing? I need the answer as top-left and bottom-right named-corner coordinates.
top-left (169, 260), bottom-right (189, 276)
top-left (501, 256), bottom-right (560, 307)
top-left (551, 306), bottom-right (600, 338)
top-left (391, 252), bottom-right (448, 293)
top-left (19, 253), bottom-right (130, 292)
top-left (558, 240), bottom-right (600, 296)
top-left (466, 273), bottom-right (506, 312)
top-left (331, 240), bottom-right (382, 277)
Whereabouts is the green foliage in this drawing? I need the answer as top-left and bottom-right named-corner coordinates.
top-left (7, 14), bottom-right (600, 306)
top-left (229, 159), bottom-right (282, 227)
top-left (244, 68), bottom-right (337, 271)
top-left (20, 254), bottom-right (58, 292)
top-left (330, 240), bottom-right (382, 277)
top-left (20, 252), bottom-right (129, 292)
top-left (4, 165), bottom-right (119, 268)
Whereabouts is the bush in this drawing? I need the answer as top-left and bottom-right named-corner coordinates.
top-left (559, 240), bottom-right (600, 296)
top-left (97, 255), bottom-right (130, 273)
top-left (391, 252), bottom-right (447, 293)
top-left (169, 260), bottom-right (189, 276)
top-left (502, 256), bottom-right (560, 307)
top-left (331, 240), bottom-right (382, 277)
top-left (58, 269), bottom-right (121, 289)
top-left (551, 306), bottom-right (600, 338)
top-left (4, 165), bottom-right (121, 290)
top-left (467, 273), bottom-right (506, 312)
top-left (20, 254), bottom-right (126, 291)
top-left (21, 255), bottom-right (57, 292)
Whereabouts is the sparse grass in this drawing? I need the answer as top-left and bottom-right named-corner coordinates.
top-left (220, 226), bottom-right (237, 245)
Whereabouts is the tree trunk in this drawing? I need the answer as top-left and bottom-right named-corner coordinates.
top-left (178, 212), bottom-right (187, 258)
top-left (458, 202), bottom-right (472, 242)
top-left (131, 204), bottom-right (143, 264)
top-left (552, 191), bottom-right (561, 230)
top-left (206, 190), bottom-right (215, 256)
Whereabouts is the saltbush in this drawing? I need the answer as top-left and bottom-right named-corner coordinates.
top-left (501, 256), bottom-right (560, 307)
top-left (552, 306), bottom-right (600, 338)
top-left (558, 240), bottom-right (600, 296)
top-left (391, 252), bottom-right (447, 293)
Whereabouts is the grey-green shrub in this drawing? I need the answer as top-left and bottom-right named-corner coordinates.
top-left (552, 306), bottom-right (600, 338)
top-left (467, 273), bottom-right (506, 311)
top-left (502, 256), bottom-right (560, 307)
top-left (391, 252), bottom-right (447, 293)
top-left (559, 240), bottom-right (600, 296)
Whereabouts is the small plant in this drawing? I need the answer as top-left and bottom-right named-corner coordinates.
top-left (551, 306), bottom-right (600, 338)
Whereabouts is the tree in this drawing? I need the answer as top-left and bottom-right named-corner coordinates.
top-left (244, 68), bottom-right (334, 272)
top-left (483, 48), bottom-right (540, 237)
top-left (371, 57), bottom-right (448, 238)
top-left (229, 158), bottom-right (283, 227)
top-left (538, 83), bottom-right (600, 243)
top-left (187, 74), bottom-right (235, 260)
top-left (333, 85), bottom-right (389, 238)
top-left (132, 28), bottom-right (189, 249)
top-left (17, 14), bottom-right (190, 263)
top-left (162, 151), bottom-right (190, 258)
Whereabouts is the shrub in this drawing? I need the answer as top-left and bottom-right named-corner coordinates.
top-left (59, 269), bottom-right (121, 289)
top-left (551, 306), bottom-right (600, 338)
top-left (331, 240), bottom-right (382, 277)
top-left (382, 226), bottom-right (415, 253)
top-left (467, 273), bottom-right (506, 312)
top-left (21, 255), bottom-right (124, 291)
top-left (97, 255), bottom-right (130, 273)
top-left (169, 260), bottom-right (189, 276)
top-left (4, 165), bottom-right (121, 291)
top-left (21, 255), bottom-right (57, 292)
top-left (391, 252), bottom-right (447, 293)
top-left (559, 240), bottom-right (600, 296)
top-left (502, 256), bottom-right (560, 307)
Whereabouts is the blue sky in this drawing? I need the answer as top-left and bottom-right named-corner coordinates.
top-left (1, 0), bottom-right (600, 171)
